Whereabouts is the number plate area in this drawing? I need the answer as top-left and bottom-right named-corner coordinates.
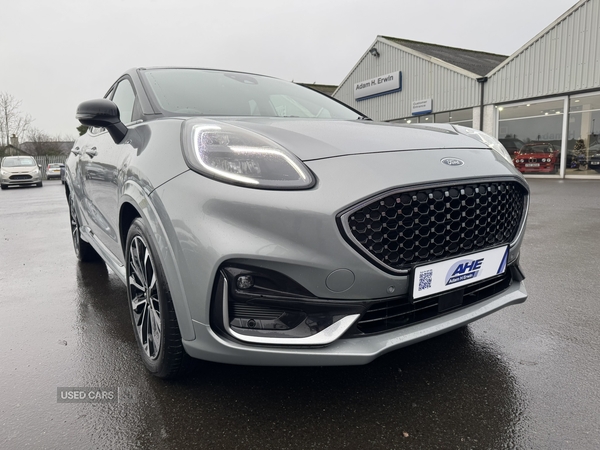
top-left (525, 163), bottom-right (540, 167)
top-left (413, 246), bottom-right (509, 300)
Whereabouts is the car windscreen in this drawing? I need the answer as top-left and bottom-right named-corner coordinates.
top-left (2, 157), bottom-right (36, 167)
top-left (521, 145), bottom-right (554, 154)
top-left (142, 69), bottom-right (362, 120)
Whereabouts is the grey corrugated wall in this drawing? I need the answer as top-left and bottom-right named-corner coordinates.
top-left (333, 39), bottom-right (480, 121)
top-left (486, 0), bottom-right (600, 104)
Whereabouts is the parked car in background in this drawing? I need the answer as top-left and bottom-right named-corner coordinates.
top-left (513, 142), bottom-right (560, 174)
top-left (47, 163), bottom-right (64, 180)
top-left (589, 141), bottom-right (600, 172)
top-left (499, 138), bottom-right (525, 156)
top-left (66, 67), bottom-right (529, 379)
top-left (1, 156), bottom-right (43, 189)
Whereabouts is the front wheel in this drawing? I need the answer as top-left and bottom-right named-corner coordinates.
top-left (126, 218), bottom-right (189, 378)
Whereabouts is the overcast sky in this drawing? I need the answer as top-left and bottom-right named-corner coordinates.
top-left (1, 0), bottom-right (578, 139)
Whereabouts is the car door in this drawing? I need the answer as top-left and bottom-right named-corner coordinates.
top-left (84, 78), bottom-right (138, 261)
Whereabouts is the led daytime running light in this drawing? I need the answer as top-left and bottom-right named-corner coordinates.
top-left (184, 120), bottom-right (315, 190)
top-left (193, 126), bottom-right (259, 185)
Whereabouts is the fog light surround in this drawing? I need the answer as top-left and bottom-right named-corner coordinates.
top-left (210, 265), bottom-right (363, 345)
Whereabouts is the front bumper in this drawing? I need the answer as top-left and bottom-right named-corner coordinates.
top-left (1, 173), bottom-right (42, 185)
top-left (515, 164), bottom-right (556, 173)
top-left (182, 274), bottom-right (527, 366)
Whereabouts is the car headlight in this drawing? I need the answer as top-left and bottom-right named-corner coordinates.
top-left (182, 120), bottom-right (315, 189)
top-left (30, 167), bottom-right (39, 174)
top-left (452, 125), bottom-right (513, 165)
top-left (1, 169), bottom-right (8, 176)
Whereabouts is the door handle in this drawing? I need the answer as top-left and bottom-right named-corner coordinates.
top-left (71, 146), bottom-right (81, 155)
top-left (85, 147), bottom-right (98, 157)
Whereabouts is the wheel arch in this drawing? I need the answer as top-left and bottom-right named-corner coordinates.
top-left (119, 181), bottom-right (196, 341)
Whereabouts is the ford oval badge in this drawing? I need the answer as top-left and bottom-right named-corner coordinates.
top-left (441, 157), bottom-right (464, 166)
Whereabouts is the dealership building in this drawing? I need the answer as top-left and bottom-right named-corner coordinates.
top-left (333, 0), bottom-right (600, 179)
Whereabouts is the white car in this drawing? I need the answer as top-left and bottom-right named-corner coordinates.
top-left (47, 163), bottom-right (64, 180)
top-left (1, 156), bottom-right (43, 189)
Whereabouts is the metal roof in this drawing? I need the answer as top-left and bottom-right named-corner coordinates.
top-left (297, 83), bottom-right (337, 96)
top-left (381, 36), bottom-right (508, 76)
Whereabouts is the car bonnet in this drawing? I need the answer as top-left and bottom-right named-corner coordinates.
top-left (192, 117), bottom-right (489, 161)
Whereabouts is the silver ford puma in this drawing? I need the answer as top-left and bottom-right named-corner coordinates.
top-left (66, 67), bottom-right (528, 378)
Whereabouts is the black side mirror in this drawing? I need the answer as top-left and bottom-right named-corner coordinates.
top-left (76, 99), bottom-right (128, 144)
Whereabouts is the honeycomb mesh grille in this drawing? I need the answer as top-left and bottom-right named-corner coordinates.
top-left (344, 180), bottom-right (526, 271)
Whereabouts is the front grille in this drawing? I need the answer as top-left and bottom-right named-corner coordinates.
top-left (355, 271), bottom-right (513, 334)
top-left (9, 175), bottom-right (32, 181)
top-left (343, 180), bottom-right (526, 271)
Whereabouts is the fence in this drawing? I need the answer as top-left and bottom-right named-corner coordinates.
top-left (33, 155), bottom-right (69, 179)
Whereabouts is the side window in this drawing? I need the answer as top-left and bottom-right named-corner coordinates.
top-left (112, 80), bottom-right (136, 124)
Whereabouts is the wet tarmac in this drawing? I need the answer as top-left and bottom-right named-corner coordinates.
top-left (0, 179), bottom-right (599, 449)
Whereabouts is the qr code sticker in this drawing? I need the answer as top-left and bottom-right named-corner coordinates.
top-left (418, 269), bottom-right (433, 291)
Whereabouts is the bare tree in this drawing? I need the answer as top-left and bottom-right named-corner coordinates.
top-left (24, 127), bottom-right (73, 155)
top-left (25, 127), bottom-right (51, 155)
top-left (0, 92), bottom-right (33, 147)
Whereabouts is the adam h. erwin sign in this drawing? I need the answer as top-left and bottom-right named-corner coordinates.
top-left (354, 71), bottom-right (402, 101)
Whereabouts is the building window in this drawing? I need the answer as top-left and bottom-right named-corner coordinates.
top-left (568, 93), bottom-right (600, 177)
top-left (498, 99), bottom-right (565, 176)
top-left (390, 109), bottom-right (472, 127)
top-left (435, 109), bottom-right (472, 128)
top-left (448, 108), bottom-right (473, 128)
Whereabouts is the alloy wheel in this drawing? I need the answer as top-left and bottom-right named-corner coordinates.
top-left (128, 235), bottom-right (161, 360)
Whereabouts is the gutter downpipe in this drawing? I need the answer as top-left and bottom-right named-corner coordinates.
top-left (476, 77), bottom-right (488, 132)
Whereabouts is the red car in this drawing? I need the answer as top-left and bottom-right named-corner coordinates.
top-left (513, 143), bottom-right (559, 174)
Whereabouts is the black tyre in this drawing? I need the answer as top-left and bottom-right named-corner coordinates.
top-left (69, 192), bottom-right (100, 262)
top-left (0, 184), bottom-right (7, 190)
top-left (126, 218), bottom-right (189, 379)
top-left (37, 181), bottom-right (43, 187)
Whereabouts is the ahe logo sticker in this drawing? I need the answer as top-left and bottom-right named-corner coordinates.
top-left (445, 258), bottom-right (484, 285)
